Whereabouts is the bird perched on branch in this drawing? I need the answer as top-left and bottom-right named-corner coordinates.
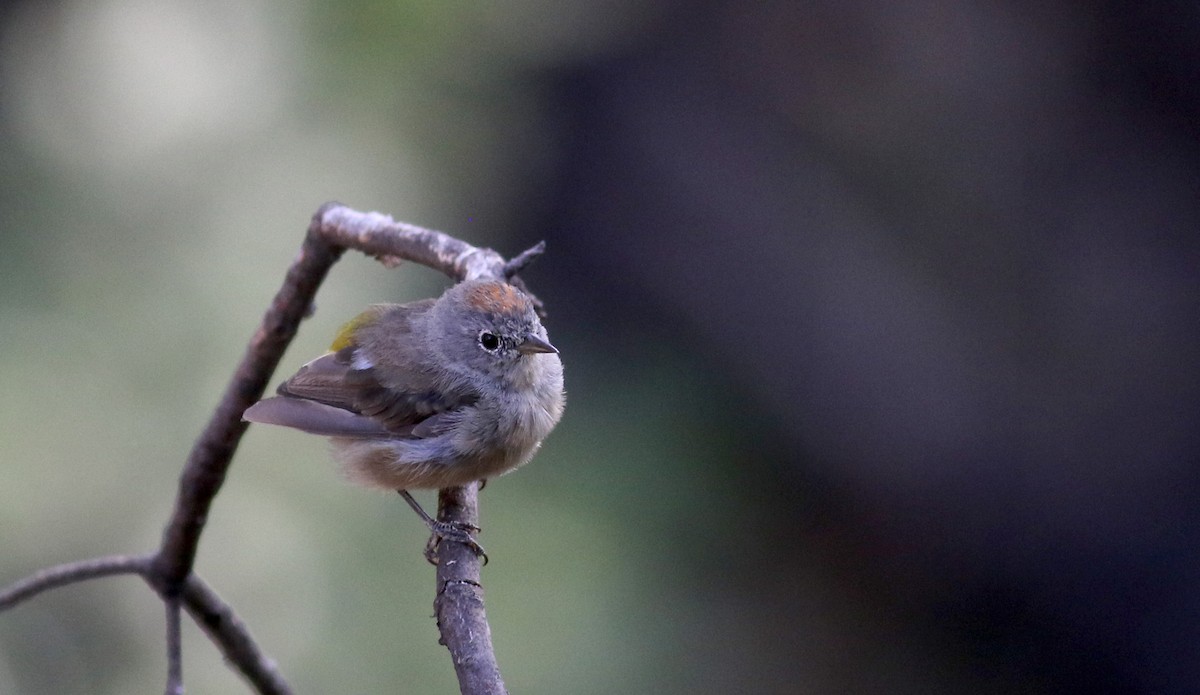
top-left (244, 279), bottom-right (565, 559)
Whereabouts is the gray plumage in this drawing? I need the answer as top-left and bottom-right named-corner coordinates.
top-left (244, 280), bottom-right (565, 490)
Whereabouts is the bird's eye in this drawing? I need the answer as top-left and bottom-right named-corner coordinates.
top-left (479, 331), bottom-right (500, 351)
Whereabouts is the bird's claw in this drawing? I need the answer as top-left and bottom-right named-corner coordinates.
top-left (423, 519), bottom-right (488, 566)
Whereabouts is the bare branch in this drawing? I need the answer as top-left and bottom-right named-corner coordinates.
top-left (148, 202), bottom-right (517, 691)
top-left (503, 240), bottom-right (546, 279)
top-left (434, 483), bottom-right (507, 695)
top-left (316, 204), bottom-right (508, 281)
top-left (182, 575), bottom-right (293, 695)
top-left (5, 204), bottom-right (526, 694)
top-left (0, 554), bottom-right (151, 610)
top-left (152, 208), bottom-right (344, 591)
top-left (165, 600), bottom-right (184, 695)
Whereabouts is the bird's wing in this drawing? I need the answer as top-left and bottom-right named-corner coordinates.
top-left (243, 396), bottom-right (395, 438)
top-left (251, 301), bottom-right (478, 438)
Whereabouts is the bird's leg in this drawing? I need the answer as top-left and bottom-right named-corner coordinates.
top-left (397, 490), bottom-right (487, 565)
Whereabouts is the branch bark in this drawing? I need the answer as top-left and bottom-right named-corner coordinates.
top-left (165, 599), bottom-right (184, 695)
top-left (0, 203), bottom-right (531, 695)
top-left (435, 484), bottom-right (507, 695)
top-left (0, 554), bottom-right (151, 609)
top-left (181, 575), bottom-right (292, 695)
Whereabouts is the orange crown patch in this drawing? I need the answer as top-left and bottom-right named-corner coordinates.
top-left (465, 282), bottom-right (528, 316)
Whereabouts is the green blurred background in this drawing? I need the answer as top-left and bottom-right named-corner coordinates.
top-left (0, 3), bottom-right (802, 693)
top-left (2, 1), bottom-right (1199, 693)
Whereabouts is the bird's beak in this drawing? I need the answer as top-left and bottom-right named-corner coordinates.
top-left (518, 335), bottom-right (559, 355)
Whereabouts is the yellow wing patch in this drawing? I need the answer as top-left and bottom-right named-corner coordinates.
top-left (330, 306), bottom-right (385, 351)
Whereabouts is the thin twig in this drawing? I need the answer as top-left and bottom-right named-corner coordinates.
top-left (503, 241), bottom-right (549, 317)
top-left (182, 575), bottom-right (293, 695)
top-left (503, 240), bottom-right (546, 278)
top-left (165, 599), bottom-right (184, 695)
top-left (0, 554), bottom-right (151, 610)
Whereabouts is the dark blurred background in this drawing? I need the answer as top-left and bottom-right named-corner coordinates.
top-left (1, 1), bottom-right (1198, 693)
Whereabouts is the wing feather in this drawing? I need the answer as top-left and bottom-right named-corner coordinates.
top-left (249, 301), bottom-right (479, 439)
top-left (243, 397), bottom-right (396, 438)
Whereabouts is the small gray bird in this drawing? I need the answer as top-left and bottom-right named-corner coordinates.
top-left (244, 279), bottom-right (565, 556)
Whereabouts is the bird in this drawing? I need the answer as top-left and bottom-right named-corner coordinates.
top-left (244, 279), bottom-right (565, 560)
